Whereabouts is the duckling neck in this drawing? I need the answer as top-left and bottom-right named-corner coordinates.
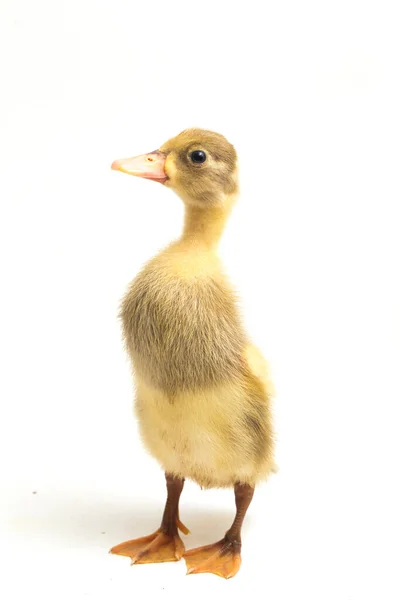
top-left (180, 204), bottom-right (231, 249)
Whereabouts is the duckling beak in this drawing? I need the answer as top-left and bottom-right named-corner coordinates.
top-left (111, 151), bottom-right (167, 184)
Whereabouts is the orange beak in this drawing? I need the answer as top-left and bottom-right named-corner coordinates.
top-left (111, 151), bottom-right (167, 184)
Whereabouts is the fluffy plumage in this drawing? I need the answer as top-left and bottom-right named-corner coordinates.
top-left (120, 128), bottom-right (275, 488)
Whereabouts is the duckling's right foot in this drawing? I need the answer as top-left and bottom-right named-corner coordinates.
top-left (110, 528), bottom-right (186, 564)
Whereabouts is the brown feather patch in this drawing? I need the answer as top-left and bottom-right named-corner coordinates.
top-left (120, 253), bottom-right (246, 395)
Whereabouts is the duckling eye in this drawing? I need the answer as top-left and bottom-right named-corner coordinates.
top-left (190, 150), bottom-right (207, 164)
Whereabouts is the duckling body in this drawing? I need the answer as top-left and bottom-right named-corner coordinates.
top-left (121, 240), bottom-right (274, 489)
top-left (110, 129), bottom-right (275, 578)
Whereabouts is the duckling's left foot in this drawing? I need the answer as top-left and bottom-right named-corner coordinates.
top-left (184, 482), bottom-right (254, 579)
top-left (184, 537), bottom-right (241, 579)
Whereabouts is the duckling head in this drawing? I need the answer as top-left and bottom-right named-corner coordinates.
top-left (112, 128), bottom-right (238, 208)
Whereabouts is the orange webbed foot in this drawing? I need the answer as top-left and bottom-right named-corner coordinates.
top-left (184, 538), bottom-right (241, 579)
top-left (110, 521), bottom-right (189, 564)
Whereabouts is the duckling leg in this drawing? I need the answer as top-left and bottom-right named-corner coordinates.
top-left (110, 473), bottom-right (189, 564)
top-left (184, 482), bottom-right (254, 579)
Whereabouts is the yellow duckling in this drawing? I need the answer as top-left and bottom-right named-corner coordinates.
top-left (110, 129), bottom-right (275, 578)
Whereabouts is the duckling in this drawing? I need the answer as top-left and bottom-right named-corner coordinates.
top-left (110, 129), bottom-right (275, 579)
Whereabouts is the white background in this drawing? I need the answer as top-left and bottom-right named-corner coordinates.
top-left (1, 0), bottom-right (399, 598)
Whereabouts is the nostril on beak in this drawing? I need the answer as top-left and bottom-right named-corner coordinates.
top-left (147, 156), bottom-right (155, 162)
